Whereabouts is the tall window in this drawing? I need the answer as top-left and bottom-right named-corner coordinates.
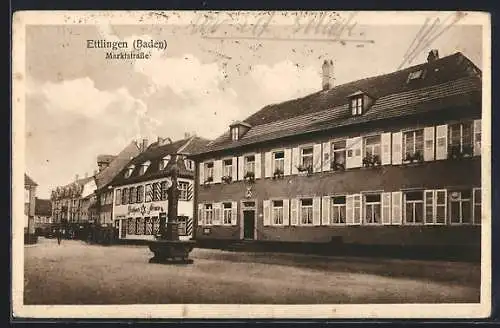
top-left (450, 190), bottom-right (472, 224)
top-left (144, 217), bottom-right (152, 235)
top-left (364, 194), bottom-right (381, 224)
top-left (124, 165), bottom-right (134, 178)
top-left (159, 155), bottom-right (171, 171)
top-left (331, 140), bottom-right (346, 169)
top-left (127, 218), bottom-right (135, 234)
top-left (185, 159), bottom-right (194, 171)
top-left (403, 129), bottom-right (424, 162)
top-left (350, 96), bottom-right (363, 115)
top-left (300, 198), bottom-right (313, 225)
top-left (115, 189), bottom-right (121, 205)
top-left (177, 216), bottom-right (188, 235)
top-left (136, 185), bottom-right (144, 203)
top-left (204, 204), bottom-right (213, 225)
top-left (273, 151), bottom-right (285, 173)
top-left (145, 184), bottom-right (152, 202)
top-left (130, 186), bottom-right (137, 204)
top-left (331, 196), bottom-right (346, 224)
top-left (301, 147), bottom-right (314, 169)
top-left (204, 162), bottom-right (214, 182)
top-left (449, 122), bottom-right (473, 156)
top-left (122, 188), bottom-right (129, 205)
top-left (139, 162), bottom-right (150, 175)
top-left (245, 155), bottom-right (256, 175)
top-left (272, 200), bottom-right (284, 225)
top-left (473, 188), bottom-right (481, 225)
top-left (223, 202), bottom-right (232, 225)
top-left (364, 135), bottom-right (381, 158)
top-left (160, 181), bottom-right (168, 200)
top-left (231, 127), bottom-right (239, 141)
top-left (136, 217), bottom-right (144, 235)
top-left (178, 181), bottom-right (189, 201)
top-left (223, 159), bottom-right (233, 178)
top-left (404, 191), bottom-right (424, 224)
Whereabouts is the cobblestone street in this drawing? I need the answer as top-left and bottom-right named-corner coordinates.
top-left (23, 238), bottom-right (480, 305)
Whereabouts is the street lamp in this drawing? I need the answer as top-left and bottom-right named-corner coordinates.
top-left (148, 152), bottom-right (196, 264)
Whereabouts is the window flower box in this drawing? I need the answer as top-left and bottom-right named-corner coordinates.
top-left (404, 151), bottom-right (424, 163)
top-left (244, 171), bottom-right (255, 183)
top-left (449, 144), bottom-right (473, 159)
top-left (272, 168), bottom-right (284, 180)
top-left (221, 175), bottom-right (232, 184)
top-left (296, 164), bottom-right (313, 176)
top-left (203, 176), bottom-right (213, 185)
top-left (362, 154), bottom-right (381, 167)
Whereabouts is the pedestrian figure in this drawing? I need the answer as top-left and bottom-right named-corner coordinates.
top-left (56, 228), bottom-right (62, 245)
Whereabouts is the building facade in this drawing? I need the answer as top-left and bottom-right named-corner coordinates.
top-left (24, 174), bottom-right (37, 236)
top-left (34, 198), bottom-right (52, 234)
top-left (110, 136), bottom-right (210, 241)
top-left (191, 51), bottom-right (483, 254)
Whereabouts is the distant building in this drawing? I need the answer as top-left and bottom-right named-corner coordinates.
top-left (189, 51), bottom-right (482, 255)
top-left (34, 198), bottom-right (52, 234)
top-left (24, 174), bottom-right (37, 235)
top-left (110, 136), bottom-right (210, 241)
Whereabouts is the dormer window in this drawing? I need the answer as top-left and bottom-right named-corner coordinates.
top-left (231, 127), bottom-right (239, 141)
top-left (139, 161), bottom-right (151, 176)
top-left (159, 155), bottom-right (171, 170)
top-left (350, 96), bottom-right (363, 116)
top-left (124, 165), bottom-right (135, 178)
top-left (407, 69), bottom-right (426, 83)
top-left (184, 159), bottom-right (194, 171)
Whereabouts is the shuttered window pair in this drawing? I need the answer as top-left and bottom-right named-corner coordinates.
top-left (263, 199), bottom-right (290, 226)
top-left (199, 155), bottom-right (261, 185)
top-left (197, 202), bottom-right (238, 226)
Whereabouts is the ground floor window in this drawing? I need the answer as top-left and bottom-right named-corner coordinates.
top-left (177, 216), bottom-right (187, 236)
top-left (450, 189), bottom-right (472, 224)
top-left (204, 204), bottom-right (213, 225)
top-left (136, 217), bottom-right (144, 235)
top-left (364, 194), bottom-right (381, 224)
top-left (404, 191), bottom-right (424, 224)
top-left (300, 198), bottom-right (313, 225)
top-left (223, 203), bottom-right (232, 225)
top-left (127, 218), bottom-right (135, 234)
top-left (272, 200), bottom-right (284, 225)
top-left (473, 188), bottom-right (481, 225)
top-left (144, 217), bottom-right (152, 235)
top-left (152, 216), bottom-right (159, 235)
top-left (331, 196), bottom-right (346, 224)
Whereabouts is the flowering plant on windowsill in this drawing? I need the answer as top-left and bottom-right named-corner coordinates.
top-left (203, 176), bottom-right (213, 185)
top-left (362, 154), bottom-right (381, 167)
top-left (296, 164), bottom-right (313, 176)
top-left (244, 171), bottom-right (255, 183)
top-left (449, 144), bottom-right (473, 159)
top-left (404, 151), bottom-right (424, 163)
top-left (221, 175), bottom-right (232, 184)
top-left (273, 168), bottom-right (284, 180)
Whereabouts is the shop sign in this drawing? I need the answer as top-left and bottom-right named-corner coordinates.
top-left (127, 202), bottom-right (165, 216)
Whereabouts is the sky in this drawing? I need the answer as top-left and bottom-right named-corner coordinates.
top-left (23, 11), bottom-right (484, 198)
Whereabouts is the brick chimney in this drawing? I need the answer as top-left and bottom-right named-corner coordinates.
top-left (322, 59), bottom-right (334, 91)
top-left (427, 49), bottom-right (439, 63)
top-left (141, 138), bottom-right (148, 152)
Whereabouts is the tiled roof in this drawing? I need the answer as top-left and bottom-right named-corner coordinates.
top-left (196, 52), bottom-right (481, 155)
top-left (25, 174), bottom-right (37, 187)
top-left (97, 154), bottom-right (117, 163)
top-left (35, 198), bottom-right (52, 216)
top-left (95, 141), bottom-right (141, 190)
top-left (111, 136), bottom-right (211, 186)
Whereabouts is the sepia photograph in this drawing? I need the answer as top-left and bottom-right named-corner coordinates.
top-left (12, 10), bottom-right (491, 319)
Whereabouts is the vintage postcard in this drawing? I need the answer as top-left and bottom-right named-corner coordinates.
top-left (12, 10), bottom-right (491, 319)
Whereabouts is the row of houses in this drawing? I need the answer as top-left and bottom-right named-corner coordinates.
top-left (48, 50), bottom-right (483, 256)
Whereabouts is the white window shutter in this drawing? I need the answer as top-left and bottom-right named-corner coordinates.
top-left (435, 189), bottom-right (447, 224)
top-left (313, 144), bottom-right (322, 173)
top-left (290, 198), bottom-right (299, 226)
top-left (424, 190), bottom-right (435, 224)
top-left (213, 203), bottom-right (221, 225)
top-left (473, 119), bottom-right (481, 156)
top-left (346, 137), bottom-right (362, 169)
top-left (265, 152), bottom-right (273, 178)
top-left (313, 197), bottom-right (321, 225)
top-left (381, 192), bottom-right (391, 225)
top-left (346, 195), bottom-right (354, 225)
top-left (322, 141), bottom-right (331, 172)
top-left (391, 192), bottom-right (402, 225)
top-left (231, 157), bottom-right (238, 180)
top-left (254, 153), bottom-right (262, 179)
top-left (283, 199), bottom-right (290, 225)
top-left (423, 127), bottom-right (435, 161)
top-left (231, 201), bottom-right (238, 225)
top-left (284, 148), bottom-right (292, 176)
top-left (199, 162), bottom-right (205, 185)
top-left (322, 196), bottom-right (330, 225)
top-left (436, 124), bottom-right (448, 160)
top-left (238, 156), bottom-right (245, 180)
top-left (263, 200), bottom-right (271, 226)
top-left (291, 147), bottom-right (300, 174)
top-left (197, 203), bottom-right (204, 226)
top-left (353, 194), bottom-right (362, 225)
top-left (381, 133), bottom-right (392, 165)
top-left (392, 132), bottom-right (403, 165)
top-left (213, 160), bottom-right (222, 183)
